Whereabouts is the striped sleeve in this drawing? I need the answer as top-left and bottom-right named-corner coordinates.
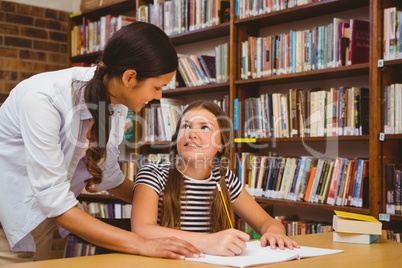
top-left (134, 162), bottom-right (168, 195)
top-left (226, 168), bottom-right (243, 202)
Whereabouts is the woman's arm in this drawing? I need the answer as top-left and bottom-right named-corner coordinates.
top-left (52, 206), bottom-right (201, 259)
top-left (232, 188), bottom-right (299, 249)
top-left (107, 177), bottom-right (135, 203)
top-left (131, 185), bottom-right (249, 256)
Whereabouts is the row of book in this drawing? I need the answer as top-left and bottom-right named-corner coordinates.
top-left (383, 7), bottom-right (402, 61)
top-left (386, 164), bottom-right (402, 215)
top-left (239, 154), bottom-right (369, 208)
top-left (237, 216), bottom-right (333, 238)
top-left (236, 0), bottom-right (322, 19)
top-left (141, 96), bottom-right (229, 142)
top-left (178, 54), bottom-right (217, 87)
top-left (77, 201), bottom-right (132, 219)
top-left (64, 235), bottom-right (97, 258)
top-left (70, 14), bottom-right (136, 57)
top-left (242, 86), bottom-right (369, 138)
top-left (384, 83), bottom-right (402, 135)
top-left (383, 229), bottom-right (402, 243)
top-left (137, 0), bottom-right (230, 36)
top-left (240, 18), bottom-right (369, 79)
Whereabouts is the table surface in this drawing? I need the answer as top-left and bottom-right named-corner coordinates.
top-left (3, 232), bottom-right (402, 268)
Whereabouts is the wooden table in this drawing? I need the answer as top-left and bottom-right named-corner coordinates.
top-left (3, 233), bottom-right (402, 267)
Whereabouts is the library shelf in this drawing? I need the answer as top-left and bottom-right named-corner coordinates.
top-left (70, 0), bottom-right (136, 20)
top-left (384, 134), bottom-right (402, 140)
top-left (254, 197), bottom-right (370, 214)
top-left (390, 214), bottom-right (402, 221)
top-left (235, 136), bottom-right (370, 144)
top-left (71, 51), bottom-right (101, 64)
top-left (234, 0), bottom-right (369, 27)
top-left (77, 193), bottom-right (128, 204)
top-left (162, 82), bottom-right (230, 96)
top-left (383, 58), bottom-right (402, 67)
top-left (235, 63), bottom-right (369, 86)
top-left (169, 22), bottom-right (230, 46)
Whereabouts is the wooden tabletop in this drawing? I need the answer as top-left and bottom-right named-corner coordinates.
top-left (3, 232), bottom-right (402, 267)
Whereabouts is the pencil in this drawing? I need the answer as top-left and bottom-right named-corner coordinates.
top-left (216, 183), bottom-right (233, 228)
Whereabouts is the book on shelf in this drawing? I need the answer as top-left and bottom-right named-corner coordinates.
top-left (347, 19), bottom-right (369, 65)
top-left (239, 153), bottom-right (368, 207)
top-left (386, 163), bottom-right (402, 215)
top-left (333, 231), bottom-right (380, 244)
top-left (123, 109), bottom-right (136, 142)
top-left (242, 86), bottom-right (369, 139)
top-left (332, 210), bottom-right (382, 235)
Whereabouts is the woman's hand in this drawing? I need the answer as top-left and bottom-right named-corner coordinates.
top-left (138, 236), bottom-right (203, 260)
top-left (199, 229), bottom-right (250, 256)
top-left (260, 232), bottom-right (300, 250)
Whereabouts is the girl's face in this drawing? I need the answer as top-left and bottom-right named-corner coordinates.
top-left (177, 108), bottom-right (223, 166)
top-left (110, 71), bottom-right (175, 112)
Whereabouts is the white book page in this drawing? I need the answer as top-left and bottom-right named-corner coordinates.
top-left (186, 240), bottom-right (344, 268)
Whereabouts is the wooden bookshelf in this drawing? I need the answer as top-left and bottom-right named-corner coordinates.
top-left (254, 197), bottom-right (370, 214)
top-left (67, 0), bottom-right (402, 236)
top-left (234, 0), bottom-right (369, 27)
top-left (77, 193), bottom-right (129, 204)
top-left (235, 63), bottom-right (369, 86)
top-left (162, 82), bottom-right (230, 96)
top-left (170, 22), bottom-right (230, 46)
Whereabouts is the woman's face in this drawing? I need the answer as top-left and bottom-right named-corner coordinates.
top-left (176, 108), bottom-right (223, 167)
top-left (111, 71), bottom-right (175, 112)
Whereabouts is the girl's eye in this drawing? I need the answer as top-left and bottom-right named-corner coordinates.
top-left (182, 124), bottom-right (190, 129)
top-left (155, 87), bottom-right (161, 91)
top-left (201, 126), bottom-right (211, 131)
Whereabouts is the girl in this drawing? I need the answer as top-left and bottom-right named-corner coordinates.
top-left (132, 100), bottom-right (299, 256)
top-left (0, 22), bottom-right (201, 264)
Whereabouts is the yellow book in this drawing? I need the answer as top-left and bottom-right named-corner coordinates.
top-left (332, 210), bottom-right (382, 235)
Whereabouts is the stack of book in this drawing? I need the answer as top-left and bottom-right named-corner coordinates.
top-left (332, 210), bottom-right (382, 244)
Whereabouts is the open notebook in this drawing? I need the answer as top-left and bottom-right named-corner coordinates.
top-left (186, 240), bottom-right (344, 267)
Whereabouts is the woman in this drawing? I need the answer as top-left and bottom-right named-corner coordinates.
top-left (0, 22), bottom-right (201, 264)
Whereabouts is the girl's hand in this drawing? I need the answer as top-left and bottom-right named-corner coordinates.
top-left (260, 232), bottom-right (300, 250)
top-left (200, 229), bottom-right (250, 256)
top-left (138, 237), bottom-right (203, 260)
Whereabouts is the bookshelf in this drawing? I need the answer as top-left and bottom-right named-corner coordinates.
top-left (67, 0), bottom-right (401, 240)
top-left (377, 0), bottom-right (402, 232)
top-left (230, 0), bottom-right (382, 225)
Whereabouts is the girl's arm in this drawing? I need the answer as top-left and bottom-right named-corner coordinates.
top-left (232, 188), bottom-right (299, 249)
top-left (107, 177), bottom-right (135, 203)
top-left (52, 206), bottom-right (201, 259)
top-left (131, 184), bottom-right (250, 256)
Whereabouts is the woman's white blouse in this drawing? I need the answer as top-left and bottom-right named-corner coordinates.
top-left (0, 67), bottom-right (127, 251)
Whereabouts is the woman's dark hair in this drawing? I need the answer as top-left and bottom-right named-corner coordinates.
top-left (160, 100), bottom-right (235, 232)
top-left (84, 21), bottom-right (178, 192)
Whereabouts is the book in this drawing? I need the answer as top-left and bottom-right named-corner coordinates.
top-left (123, 109), bottom-right (136, 142)
top-left (186, 240), bottom-right (343, 267)
top-left (332, 210), bottom-right (382, 235)
top-left (347, 19), bottom-right (369, 65)
top-left (333, 231), bottom-right (380, 244)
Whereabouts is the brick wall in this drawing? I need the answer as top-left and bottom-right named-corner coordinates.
top-left (0, 0), bottom-right (69, 94)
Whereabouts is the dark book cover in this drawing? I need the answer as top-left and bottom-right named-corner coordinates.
top-left (199, 55), bottom-right (216, 79)
top-left (349, 19), bottom-right (369, 64)
top-left (359, 88), bottom-right (370, 135)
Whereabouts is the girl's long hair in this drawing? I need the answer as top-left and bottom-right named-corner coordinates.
top-left (84, 22), bottom-right (177, 192)
top-left (160, 101), bottom-right (234, 232)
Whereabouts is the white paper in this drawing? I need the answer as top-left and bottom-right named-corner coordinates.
top-left (186, 240), bottom-right (344, 268)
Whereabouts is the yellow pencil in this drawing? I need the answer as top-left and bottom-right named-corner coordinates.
top-left (216, 183), bottom-right (233, 228)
